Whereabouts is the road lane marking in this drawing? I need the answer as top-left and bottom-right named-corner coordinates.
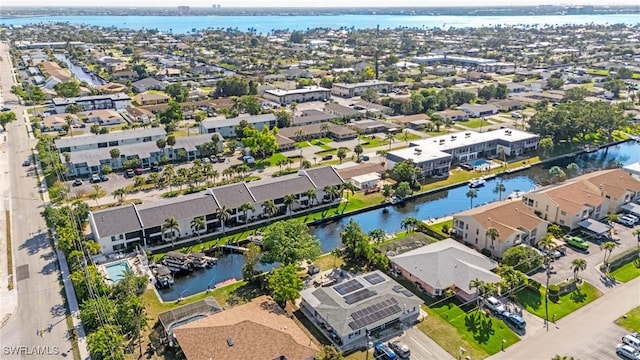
top-left (409, 336), bottom-right (433, 356)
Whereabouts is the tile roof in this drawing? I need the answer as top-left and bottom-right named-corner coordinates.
top-left (91, 204), bottom-right (142, 238)
top-left (390, 239), bottom-right (500, 294)
top-left (173, 296), bottom-right (317, 360)
top-left (456, 199), bottom-right (547, 238)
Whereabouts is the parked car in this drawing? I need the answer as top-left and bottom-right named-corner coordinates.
top-left (622, 335), bottom-right (640, 351)
top-left (134, 168), bottom-right (143, 175)
top-left (564, 235), bottom-right (590, 252)
top-left (617, 343), bottom-right (640, 360)
top-left (484, 296), bottom-right (506, 313)
top-left (100, 174), bottom-right (109, 182)
top-left (125, 169), bottom-right (135, 178)
top-left (216, 155), bottom-right (226, 163)
top-left (501, 311), bottom-right (526, 330)
top-left (388, 341), bottom-right (410, 359)
top-left (22, 159), bottom-right (31, 167)
top-left (618, 214), bottom-right (637, 227)
top-left (202, 157), bottom-right (211, 163)
top-left (90, 173), bottom-right (101, 183)
top-left (374, 342), bottom-right (397, 360)
top-left (322, 155), bottom-right (333, 161)
top-left (150, 165), bottom-right (162, 172)
top-left (544, 248), bottom-right (563, 259)
top-left (72, 178), bottom-right (83, 186)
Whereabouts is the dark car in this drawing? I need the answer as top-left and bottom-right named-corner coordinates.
top-left (322, 155), bottom-right (333, 161)
top-left (216, 155), bottom-right (226, 163)
top-left (22, 159), bottom-right (32, 167)
top-left (501, 311), bottom-right (526, 330)
top-left (150, 165), bottom-right (162, 172)
top-left (72, 178), bottom-right (83, 186)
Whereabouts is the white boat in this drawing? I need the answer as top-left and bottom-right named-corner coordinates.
top-left (188, 252), bottom-right (217, 268)
top-left (154, 265), bottom-right (174, 288)
top-left (507, 191), bottom-right (525, 199)
top-left (162, 251), bottom-right (194, 272)
top-left (469, 178), bottom-right (486, 188)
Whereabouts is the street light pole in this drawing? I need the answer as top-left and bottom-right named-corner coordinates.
top-left (544, 256), bottom-right (551, 331)
top-left (365, 329), bottom-right (370, 360)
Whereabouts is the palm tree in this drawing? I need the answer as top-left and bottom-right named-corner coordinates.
top-left (304, 189), bottom-right (317, 207)
top-left (571, 258), bottom-right (587, 282)
top-left (89, 184), bottom-right (102, 206)
top-left (485, 227), bottom-right (500, 253)
top-left (336, 148), bottom-right (347, 164)
top-left (162, 217), bottom-right (180, 246)
top-left (217, 205), bottom-right (231, 236)
top-left (354, 144), bottom-right (364, 160)
top-left (190, 216), bottom-right (205, 243)
top-left (324, 185), bottom-right (340, 202)
top-left (368, 228), bottom-right (386, 244)
top-left (604, 213), bottom-right (620, 225)
top-left (342, 182), bottom-right (357, 202)
top-left (600, 241), bottom-right (619, 269)
top-left (400, 216), bottom-right (419, 233)
top-left (466, 188), bottom-right (478, 209)
top-left (240, 202), bottom-right (255, 224)
top-left (468, 278), bottom-right (485, 309)
top-left (538, 233), bottom-right (555, 252)
top-left (493, 181), bottom-right (506, 201)
top-left (283, 194), bottom-right (298, 215)
top-left (289, 101), bottom-right (298, 117)
top-left (320, 123), bottom-right (330, 138)
top-left (112, 188), bottom-right (128, 203)
top-left (261, 199), bottom-right (278, 219)
top-left (331, 248), bottom-right (342, 268)
top-left (386, 132), bottom-right (395, 150)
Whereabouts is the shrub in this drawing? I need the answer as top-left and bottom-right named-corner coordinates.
top-left (548, 284), bottom-right (560, 295)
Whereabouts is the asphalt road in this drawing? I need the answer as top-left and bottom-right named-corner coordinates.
top-left (0, 42), bottom-right (72, 359)
top-left (489, 276), bottom-right (640, 360)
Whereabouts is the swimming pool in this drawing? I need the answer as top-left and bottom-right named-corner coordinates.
top-left (104, 260), bottom-right (131, 283)
top-left (468, 159), bottom-right (491, 168)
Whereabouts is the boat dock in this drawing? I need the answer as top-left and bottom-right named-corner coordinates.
top-left (222, 245), bottom-right (249, 253)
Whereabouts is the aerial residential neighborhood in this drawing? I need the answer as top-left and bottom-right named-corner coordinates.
top-left (1, 5), bottom-right (640, 360)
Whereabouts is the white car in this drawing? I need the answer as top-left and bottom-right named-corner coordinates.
top-left (617, 343), bottom-right (640, 360)
top-left (484, 296), bottom-right (506, 313)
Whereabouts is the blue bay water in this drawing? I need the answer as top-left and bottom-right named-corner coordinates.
top-left (2, 14), bottom-right (639, 34)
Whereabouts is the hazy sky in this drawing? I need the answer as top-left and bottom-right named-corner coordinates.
top-left (3, 0), bottom-right (640, 8)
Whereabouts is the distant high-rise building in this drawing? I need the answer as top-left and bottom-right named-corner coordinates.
top-left (178, 6), bottom-right (190, 15)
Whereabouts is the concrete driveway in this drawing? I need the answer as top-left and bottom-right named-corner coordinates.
top-left (390, 327), bottom-right (454, 360)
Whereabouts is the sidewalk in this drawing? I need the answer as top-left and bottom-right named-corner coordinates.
top-left (57, 249), bottom-right (90, 360)
top-left (0, 128), bottom-right (18, 328)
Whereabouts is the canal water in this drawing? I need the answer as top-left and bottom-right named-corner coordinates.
top-left (53, 54), bottom-right (106, 86)
top-left (158, 140), bottom-right (640, 301)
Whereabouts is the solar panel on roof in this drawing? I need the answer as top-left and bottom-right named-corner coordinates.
top-left (348, 298), bottom-right (403, 330)
top-left (333, 279), bottom-right (364, 295)
top-left (343, 288), bottom-right (376, 305)
top-left (364, 273), bottom-right (386, 285)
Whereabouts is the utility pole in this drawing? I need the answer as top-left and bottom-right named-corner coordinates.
top-left (374, 25), bottom-right (380, 80)
top-left (365, 329), bottom-right (370, 360)
top-left (544, 255), bottom-right (551, 331)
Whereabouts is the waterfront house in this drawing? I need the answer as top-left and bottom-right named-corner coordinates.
top-left (386, 146), bottom-right (452, 179)
top-left (299, 271), bottom-right (422, 352)
top-left (389, 238), bottom-right (501, 300)
top-left (453, 200), bottom-right (549, 257)
top-left (522, 169), bottom-right (640, 230)
top-left (173, 296), bottom-right (318, 360)
top-left (89, 166), bottom-right (343, 254)
top-left (132, 77), bottom-right (167, 93)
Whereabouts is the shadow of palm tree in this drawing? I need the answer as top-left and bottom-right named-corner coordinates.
top-left (570, 290), bottom-right (587, 303)
top-left (465, 312), bottom-right (480, 334)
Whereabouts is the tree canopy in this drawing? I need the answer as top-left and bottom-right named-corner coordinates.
top-left (502, 245), bottom-right (544, 273)
top-left (268, 264), bottom-right (303, 307)
top-left (261, 219), bottom-right (322, 265)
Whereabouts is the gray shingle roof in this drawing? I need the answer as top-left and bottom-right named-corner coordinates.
top-left (91, 204), bottom-right (142, 238)
top-left (248, 176), bottom-right (316, 202)
top-left (210, 183), bottom-right (255, 209)
top-left (304, 167), bottom-right (344, 189)
top-left (300, 271), bottom-right (422, 337)
top-left (200, 114), bottom-right (276, 130)
top-left (137, 193), bottom-right (219, 228)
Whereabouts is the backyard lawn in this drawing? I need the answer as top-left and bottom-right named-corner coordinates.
top-left (516, 281), bottom-right (603, 321)
top-left (420, 300), bottom-right (519, 358)
top-left (610, 261), bottom-right (640, 283)
top-left (461, 118), bottom-right (493, 129)
top-left (615, 306), bottom-right (640, 333)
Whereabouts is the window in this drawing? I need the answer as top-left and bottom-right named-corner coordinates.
top-left (560, 211), bottom-right (566, 216)
top-left (559, 220), bottom-right (565, 225)
top-left (476, 228), bottom-right (479, 235)
top-left (545, 205), bottom-right (549, 211)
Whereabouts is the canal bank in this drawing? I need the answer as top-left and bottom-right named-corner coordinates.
top-left (154, 140), bottom-right (640, 300)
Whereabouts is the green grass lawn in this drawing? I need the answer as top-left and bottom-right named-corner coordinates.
top-left (610, 260), bottom-right (640, 283)
top-left (516, 282), bottom-right (603, 321)
top-left (424, 219), bottom-right (453, 238)
top-left (586, 68), bottom-right (610, 76)
top-left (394, 131), bottom-right (422, 142)
top-left (295, 141), bottom-right (312, 148)
top-left (615, 306), bottom-right (640, 333)
top-left (424, 300), bottom-right (519, 358)
top-left (259, 152), bottom-right (288, 167)
top-left (359, 136), bottom-right (389, 148)
top-left (462, 118), bottom-right (493, 129)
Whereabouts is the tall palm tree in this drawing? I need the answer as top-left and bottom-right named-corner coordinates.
top-left (386, 132), bottom-right (395, 150)
top-left (368, 228), bottom-right (386, 244)
top-left (466, 188), bottom-right (478, 209)
top-left (331, 248), bottom-right (342, 268)
top-left (190, 216), bottom-right (205, 243)
top-left (217, 205), bottom-right (231, 236)
top-left (342, 182), bottom-right (358, 203)
top-left (538, 233), bottom-right (555, 252)
top-left (162, 217), bottom-right (180, 246)
top-left (571, 258), bottom-right (587, 281)
top-left (320, 123), bottom-right (330, 138)
top-left (600, 241), bottom-right (619, 268)
top-left (283, 194), bottom-right (298, 215)
top-left (289, 101), bottom-right (298, 117)
top-left (261, 199), bottom-right (278, 219)
top-left (400, 216), bottom-right (419, 233)
top-left (324, 185), bottom-right (340, 202)
top-left (468, 278), bottom-right (485, 309)
top-left (89, 184), bottom-right (102, 206)
top-left (604, 213), bottom-right (620, 225)
top-left (485, 227), bottom-right (500, 253)
top-left (493, 181), bottom-right (506, 201)
top-left (304, 189), bottom-right (317, 207)
top-left (240, 202), bottom-right (255, 224)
